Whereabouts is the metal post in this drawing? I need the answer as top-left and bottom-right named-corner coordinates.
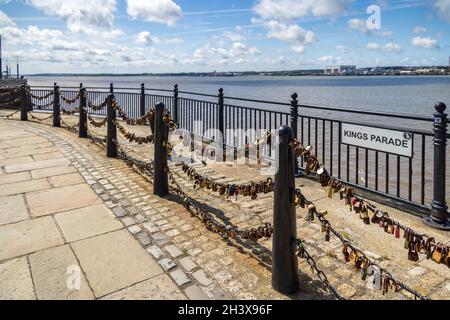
top-left (106, 94), bottom-right (118, 158)
top-left (53, 83), bottom-right (61, 127)
top-left (154, 102), bottom-right (169, 196)
top-left (424, 102), bottom-right (450, 230)
top-left (173, 84), bottom-right (179, 124)
top-left (218, 88), bottom-right (225, 161)
top-left (140, 83), bottom-right (146, 116)
top-left (272, 125), bottom-right (299, 294)
top-left (290, 93), bottom-right (300, 176)
top-left (110, 83), bottom-right (114, 94)
top-left (20, 84), bottom-right (27, 121)
top-left (79, 87), bottom-right (87, 138)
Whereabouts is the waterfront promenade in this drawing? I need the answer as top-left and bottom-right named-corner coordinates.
top-left (0, 112), bottom-right (449, 300)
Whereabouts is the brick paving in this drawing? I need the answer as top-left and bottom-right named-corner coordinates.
top-left (0, 111), bottom-right (449, 300)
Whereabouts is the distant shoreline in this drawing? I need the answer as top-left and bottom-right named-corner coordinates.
top-left (25, 72), bottom-right (450, 78)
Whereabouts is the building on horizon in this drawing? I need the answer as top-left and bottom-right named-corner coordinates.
top-left (324, 65), bottom-right (356, 75)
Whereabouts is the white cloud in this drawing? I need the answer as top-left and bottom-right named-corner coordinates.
top-left (383, 42), bottom-right (401, 52)
top-left (264, 20), bottom-right (315, 53)
top-left (366, 42), bottom-right (380, 50)
top-left (347, 18), bottom-right (368, 33)
top-left (189, 42), bottom-right (261, 66)
top-left (135, 31), bottom-right (154, 45)
top-left (223, 27), bottom-right (247, 42)
top-left (336, 44), bottom-right (347, 53)
top-left (127, 0), bottom-right (182, 26)
top-left (413, 26), bottom-right (427, 33)
top-left (254, 0), bottom-right (351, 20)
top-left (27, 0), bottom-right (117, 32)
top-left (376, 30), bottom-right (394, 37)
top-left (411, 36), bottom-right (439, 48)
top-left (0, 10), bottom-right (15, 27)
top-left (318, 55), bottom-right (341, 65)
top-left (434, 0), bottom-right (450, 23)
top-left (135, 31), bottom-right (183, 46)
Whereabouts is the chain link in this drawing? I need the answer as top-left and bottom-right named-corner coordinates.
top-left (179, 161), bottom-right (274, 200)
top-left (88, 115), bottom-right (107, 128)
top-left (291, 137), bottom-right (450, 269)
top-left (296, 238), bottom-right (345, 300)
top-left (295, 187), bottom-right (430, 300)
top-left (28, 112), bottom-right (53, 122)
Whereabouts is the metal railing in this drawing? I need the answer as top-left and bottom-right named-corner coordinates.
top-left (27, 82), bottom-right (449, 215)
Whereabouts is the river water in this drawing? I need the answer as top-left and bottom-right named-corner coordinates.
top-left (28, 75), bottom-right (450, 117)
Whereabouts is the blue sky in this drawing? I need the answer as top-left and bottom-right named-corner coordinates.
top-left (0, 0), bottom-right (448, 73)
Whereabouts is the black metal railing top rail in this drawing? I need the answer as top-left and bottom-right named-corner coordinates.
top-left (30, 83), bottom-right (441, 122)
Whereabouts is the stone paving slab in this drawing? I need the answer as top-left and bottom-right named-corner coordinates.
top-left (29, 245), bottom-right (94, 300)
top-left (0, 216), bottom-right (64, 261)
top-left (2, 145), bottom-right (58, 159)
top-left (26, 184), bottom-right (101, 217)
top-left (5, 136), bottom-right (49, 147)
top-left (71, 230), bottom-right (163, 298)
top-left (0, 194), bottom-right (29, 226)
top-left (0, 257), bottom-right (35, 300)
top-left (49, 173), bottom-right (85, 187)
top-left (55, 204), bottom-right (122, 242)
top-left (0, 156), bottom-right (34, 167)
top-left (102, 274), bottom-right (187, 300)
top-left (0, 171), bottom-right (31, 185)
top-left (32, 151), bottom-right (64, 161)
top-left (30, 164), bottom-right (76, 179)
top-left (0, 178), bottom-right (52, 197)
top-left (4, 157), bottom-right (71, 174)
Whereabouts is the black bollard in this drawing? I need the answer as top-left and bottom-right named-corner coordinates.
top-left (423, 102), bottom-right (450, 230)
top-left (173, 84), bottom-right (179, 125)
top-left (154, 102), bottom-right (169, 196)
top-left (272, 125), bottom-right (299, 294)
top-left (53, 83), bottom-right (61, 127)
top-left (79, 87), bottom-right (88, 138)
top-left (106, 94), bottom-right (117, 158)
top-left (20, 84), bottom-right (27, 121)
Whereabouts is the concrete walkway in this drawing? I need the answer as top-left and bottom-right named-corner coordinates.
top-left (0, 122), bottom-right (184, 299)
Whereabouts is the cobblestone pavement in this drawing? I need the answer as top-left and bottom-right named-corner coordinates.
top-left (0, 112), bottom-right (449, 300)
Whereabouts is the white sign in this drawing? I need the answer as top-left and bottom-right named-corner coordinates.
top-left (341, 123), bottom-right (413, 157)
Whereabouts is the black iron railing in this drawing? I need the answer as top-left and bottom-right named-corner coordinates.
top-left (28, 83), bottom-right (449, 215)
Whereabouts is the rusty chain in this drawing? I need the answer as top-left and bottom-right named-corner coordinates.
top-left (60, 116), bottom-right (79, 133)
top-left (291, 138), bottom-right (450, 268)
top-left (61, 93), bottom-right (80, 105)
top-left (31, 101), bottom-right (54, 109)
top-left (296, 238), bottom-right (345, 300)
top-left (113, 120), bottom-right (154, 144)
top-left (86, 95), bottom-right (107, 111)
top-left (178, 161), bottom-right (274, 200)
top-left (294, 188), bottom-right (429, 300)
top-left (168, 168), bottom-right (273, 242)
top-left (28, 112), bottom-right (53, 122)
top-left (88, 115), bottom-right (107, 128)
top-left (0, 109), bottom-right (20, 119)
top-left (27, 90), bottom-right (54, 100)
top-left (111, 100), bottom-right (154, 126)
top-left (61, 107), bottom-right (79, 115)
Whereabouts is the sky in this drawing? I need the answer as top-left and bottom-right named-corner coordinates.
top-left (0, 0), bottom-right (449, 74)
